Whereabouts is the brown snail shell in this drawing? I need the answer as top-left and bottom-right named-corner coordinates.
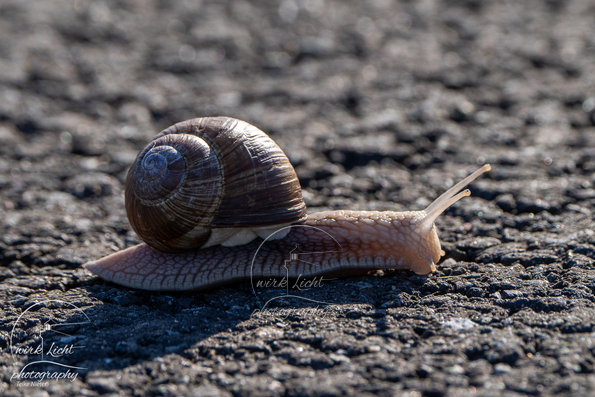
top-left (125, 117), bottom-right (307, 253)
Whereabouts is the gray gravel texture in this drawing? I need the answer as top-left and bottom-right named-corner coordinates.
top-left (1, 0), bottom-right (595, 396)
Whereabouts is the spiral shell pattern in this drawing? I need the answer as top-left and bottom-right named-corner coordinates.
top-left (125, 117), bottom-right (306, 253)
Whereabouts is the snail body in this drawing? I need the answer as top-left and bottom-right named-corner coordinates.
top-left (83, 117), bottom-right (490, 291)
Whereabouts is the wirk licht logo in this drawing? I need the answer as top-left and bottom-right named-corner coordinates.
top-left (9, 299), bottom-right (91, 386)
top-left (249, 224), bottom-right (344, 315)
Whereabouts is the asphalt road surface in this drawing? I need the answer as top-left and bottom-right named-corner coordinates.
top-left (1, 0), bottom-right (595, 396)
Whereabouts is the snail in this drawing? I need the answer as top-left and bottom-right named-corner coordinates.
top-left (83, 117), bottom-right (491, 291)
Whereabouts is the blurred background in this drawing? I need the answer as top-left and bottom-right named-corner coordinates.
top-left (1, 0), bottom-right (594, 243)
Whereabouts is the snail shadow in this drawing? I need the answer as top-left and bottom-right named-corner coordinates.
top-left (16, 284), bottom-right (253, 374)
top-left (14, 269), bottom-right (426, 377)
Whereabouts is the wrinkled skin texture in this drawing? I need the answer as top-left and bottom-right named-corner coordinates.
top-left (85, 210), bottom-right (437, 291)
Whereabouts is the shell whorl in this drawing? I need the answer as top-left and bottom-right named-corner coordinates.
top-left (125, 117), bottom-right (307, 253)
